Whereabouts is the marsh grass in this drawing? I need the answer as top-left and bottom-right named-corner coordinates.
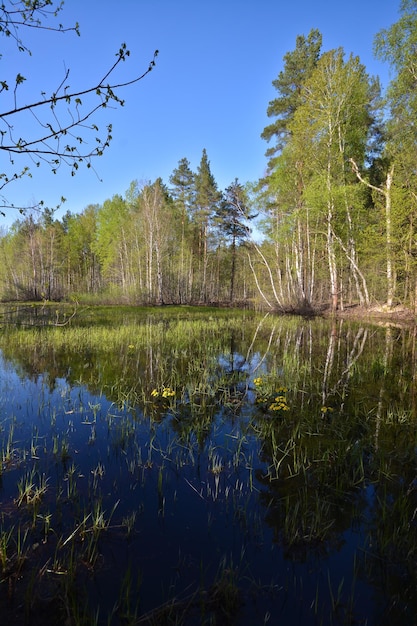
top-left (16, 469), bottom-right (49, 510)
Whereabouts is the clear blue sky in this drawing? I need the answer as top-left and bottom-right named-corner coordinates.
top-left (4, 0), bottom-right (399, 226)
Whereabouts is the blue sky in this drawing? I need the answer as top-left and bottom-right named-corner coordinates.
top-left (3, 0), bottom-right (400, 226)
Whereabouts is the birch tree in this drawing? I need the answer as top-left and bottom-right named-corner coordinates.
top-left (373, 0), bottom-right (417, 308)
top-left (64, 206), bottom-right (100, 295)
top-left (289, 49), bottom-right (379, 311)
top-left (92, 196), bottom-right (132, 294)
top-left (137, 179), bottom-right (176, 305)
top-left (259, 29), bottom-right (323, 309)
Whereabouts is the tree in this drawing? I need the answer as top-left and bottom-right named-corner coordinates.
top-left (255, 30), bottom-right (323, 310)
top-left (92, 195), bottom-right (131, 292)
top-left (169, 157), bottom-right (195, 302)
top-left (373, 0), bottom-right (417, 308)
top-left (193, 149), bottom-right (221, 302)
top-left (289, 49), bottom-right (378, 311)
top-left (0, 0), bottom-right (158, 214)
top-left (256, 40), bottom-right (380, 312)
top-left (215, 179), bottom-right (255, 303)
top-left (64, 206), bottom-right (100, 294)
top-left (0, 210), bottom-right (67, 299)
top-left (349, 159), bottom-right (394, 307)
top-left (261, 28), bottom-right (322, 173)
top-left (135, 179), bottom-right (177, 305)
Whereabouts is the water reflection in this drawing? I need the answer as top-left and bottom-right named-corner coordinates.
top-left (0, 312), bottom-right (416, 624)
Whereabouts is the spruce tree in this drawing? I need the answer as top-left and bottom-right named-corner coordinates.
top-left (169, 158), bottom-right (195, 303)
top-left (193, 149), bottom-right (221, 302)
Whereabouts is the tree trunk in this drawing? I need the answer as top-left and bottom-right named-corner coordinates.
top-left (350, 159), bottom-right (394, 309)
top-left (385, 167), bottom-right (394, 308)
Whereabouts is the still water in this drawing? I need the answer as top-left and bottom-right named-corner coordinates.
top-left (0, 306), bottom-right (416, 624)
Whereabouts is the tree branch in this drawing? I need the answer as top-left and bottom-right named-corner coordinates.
top-left (349, 158), bottom-right (386, 196)
top-left (0, 1), bottom-right (158, 213)
top-left (0, 48), bottom-right (158, 120)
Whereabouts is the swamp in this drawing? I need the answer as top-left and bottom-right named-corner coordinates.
top-left (0, 304), bottom-right (416, 625)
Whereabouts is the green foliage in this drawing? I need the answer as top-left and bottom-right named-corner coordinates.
top-left (257, 37), bottom-right (384, 309)
top-left (215, 179), bottom-right (253, 242)
top-left (92, 195), bottom-right (129, 284)
top-left (193, 148), bottom-right (222, 232)
top-left (169, 156), bottom-right (195, 213)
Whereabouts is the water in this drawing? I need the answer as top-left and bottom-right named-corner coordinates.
top-left (0, 307), bottom-right (416, 624)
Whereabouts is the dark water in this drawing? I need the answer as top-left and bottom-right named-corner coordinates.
top-left (0, 308), bottom-right (416, 625)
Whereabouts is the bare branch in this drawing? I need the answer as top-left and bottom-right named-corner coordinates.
top-left (0, 48), bottom-right (158, 120)
top-left (0, 1), bottom-right (79, 54)
top-left (349, 158), bottom-right (386, 195)
top-left (0, 0), bottom-right (159, 213)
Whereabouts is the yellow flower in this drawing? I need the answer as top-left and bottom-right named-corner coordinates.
top-left (275, 395), bottom-right (286, 402)
top-left (151, 389), bottom-right (159, 398)
top-left (253, 377), bottom-right (263, 386)
top-left (162, 387), bottom-right (175, 398)
top-left (269, 400), bottom-right (290, 412)
top-left (128, 344), bottom-right (135, 350)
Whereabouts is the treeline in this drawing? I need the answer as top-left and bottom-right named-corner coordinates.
top-left (0, 150), bottom-right (258, 305)
top-left (2, 2), bottom-right (417, 312)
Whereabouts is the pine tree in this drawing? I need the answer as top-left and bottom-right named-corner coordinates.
top-left (261, 29), bottom-right (322, 172)
top-left (255, 30), bottom-right (322, 309)
top-left (215, 179), bottom-right (254, 302)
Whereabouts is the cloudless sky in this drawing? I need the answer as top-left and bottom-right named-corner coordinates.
top-left (3, 0), bottom-right (400, 226)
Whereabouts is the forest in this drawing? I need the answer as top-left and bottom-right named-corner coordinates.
top-left (1, 1), bottom-right (417, 313)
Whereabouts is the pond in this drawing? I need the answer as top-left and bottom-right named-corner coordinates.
top-left (0, 305), bottom-right (416, 625)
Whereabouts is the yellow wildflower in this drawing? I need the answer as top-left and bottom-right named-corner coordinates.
top-left (275, 395), bottom-right (286, 403)
top-left (162, 387), bottom-right (175, 398)
top-left (269, 400), bottom-right (290, 412)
